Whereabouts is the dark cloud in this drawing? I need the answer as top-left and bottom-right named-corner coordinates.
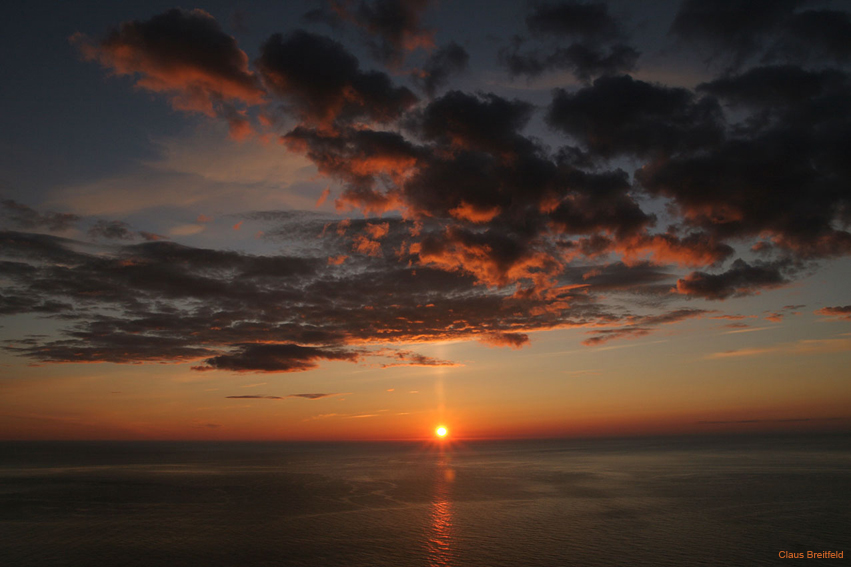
top-left (289, 393), bottom-right (340, 399)
top-left (582, 326), bottom-right (650, 346)
top-left (670, 1), bottom-right (851, 69)
top-left (546, 75), bottom-right (724, 158)
top-left (411, 90), bottom-right (535, 156)
top-left (13, 3), bottom-right (851, 370)
top-left (668, 0), bottom-right (800, 67)
top-left (633, 308), bottom-right (710, 326)
top-left (698, 66), bottom-right (849, 109)
top-left (87, 220), bottom-right (135, 241)
top-left (582, 307), bottom-right (709, 345)
top-left (499, 38), bottom-right (638, 81)
top-left (317, 0), bottom-right (434, 64)
top-left (375, 349), bottom-right (461, 368)
top-left (0, 293), bottom-right (71, 316)
top-left (415, 42), bottom-right (469, 97)
top-left (195, 343), bottom-right (359, 373)
top-left (766, 10), bottom-right (851, 66)
top-left (0, 230), bottom-right (321, 313)
top-left (500, 2), bottom-right (639, 81)
top-left (1, 225), bottom-right (629, 366)
top-left (479, 332), bottom-right (530, 349)
top-left (256, 30), bottom-right (418, 127)
top-left (226, 395), bottom-right (283, 400)
top-left (526, 1), bottom-right (623, 41)
top-left (281, 89), bottom-right (737, 290)
top-left (225, 393), bottom-right (339, 399)
top-left (72, 8), bottom-right (263, 137)
top-left (566, 262), bottom-right (673, 293)
top-left (0, 230), bottom-right (92, 265)
top-left (636, 121), bottom-right (851, 258)
top-left (1, 200), bottom-right (80, 232)
top-left (675, 259), bottom-right (789, 300)
top-left (6, 329), bottom-right (215, 364)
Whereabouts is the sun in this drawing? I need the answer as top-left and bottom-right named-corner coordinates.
top-left (435, 426), bottom-right (448, 438)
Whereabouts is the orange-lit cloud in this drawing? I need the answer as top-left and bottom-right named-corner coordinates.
top-left (71, 9), bottom-right (264, 119)
top-left (815, 305), bottom-right (851, 320)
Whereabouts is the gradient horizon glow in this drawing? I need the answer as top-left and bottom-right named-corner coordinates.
top-left (1, 0), bottom-right (850, 441)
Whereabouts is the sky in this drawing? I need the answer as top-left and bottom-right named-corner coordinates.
top-left (1, 0), bottom-right (850, 441)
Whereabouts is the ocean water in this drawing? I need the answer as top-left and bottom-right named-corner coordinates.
top-left (0, 435), bottom-right (848, 566)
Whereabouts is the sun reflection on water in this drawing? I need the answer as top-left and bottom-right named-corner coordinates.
top-left (427, 456), bottom-right (455, 566)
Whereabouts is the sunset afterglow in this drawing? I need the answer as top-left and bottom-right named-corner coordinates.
top-left (0, 0), bottom-right (849, 443)
top-left (2, 2), bottom-right (849, 566)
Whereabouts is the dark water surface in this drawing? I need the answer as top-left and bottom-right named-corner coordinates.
top-left (1, 435), bottom-right (848, 566)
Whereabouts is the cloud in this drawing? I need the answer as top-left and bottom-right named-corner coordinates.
top-left (87, 220), bottom-right (135, 241)
top-left (72, 3), bottom-right (851, 304)
top-left (670, 1), bottom-right (851, 69)
top-left (293, 90), bottom-right (658, 289)
top-left (582, 308), bottom-right (709, 345)
top-left (376, 349), bottom-right (461, 368)
top-left (500, 39), bottom-right (639, 82)
top-left (289, 393), bottom-right (341, 399)
top-left (0, 295), bottom-right (71, 316)
top-left (697, 65), bottom-right (849, 108)
top-left (526, 1), bottom-right (623, 41)
top-left (283, 126), bottom-right (419, 214)
top-left (479, 332), bottom-right (530, 349)
top-left (706, 339), bottom-right (851, 359)
top-left (9, 2), bottom-right (851, 376)
top-left (570, 261), bottom-right (673, 294)
top-left (582, 326), bottom-right (651, 346)
top-left (256, 30), bottom-right (418, 127)
top-left (226, 395), bottom-right (284, 399)
top-left (1, 227), bottom-right (621, 369)
top-left (225, 393), bottom-right (340, 399)
top-left (668, 0), bottom-right (798, 68)
top-left (546, 75), bottom-right (724, 158)
top-left (764, 304), bottom-right (804, 323)
top-left (71, 8), bottom-right (264, 128)
top-left (195, 343), bottom-right (359, 373)
top-left (1, 200), bottom-right (80, 232)
top-left (675, 259), bottom-right (788, 300)
top-left (314, 0), bottom-right (435, 64)
top-left (86, 220), bottom-right (170, 242)
top-left (411, 90), bottom-right (535, 156)
top-left (636, 77), bottom-right (851, 257)
top-left (697, 418), bottom-right (840, 425)
top-left (500, 2), bottom-right (639, 81)
top-left (815, 306), bottom-right (851, 321)
top-left (766, 10), bottom-right (851, 66)
top-left (415, 42), bottom-right (469, 97)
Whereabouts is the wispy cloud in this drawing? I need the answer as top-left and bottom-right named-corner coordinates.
top-left (698, 417), bottom-right (841, 425)
top-left (706, 339), bottom-right (851, 359)
top-left (226, 393), bottom-right (343, 400)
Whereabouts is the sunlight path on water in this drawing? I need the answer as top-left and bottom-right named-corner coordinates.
top-left (427, 455), bottom-right (455, 566)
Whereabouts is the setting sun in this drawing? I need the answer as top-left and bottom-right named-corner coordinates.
top-left (436, 427), bottom-right (448, 438)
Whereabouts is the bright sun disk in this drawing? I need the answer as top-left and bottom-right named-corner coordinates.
top-left (436, 426), bottom-right (448, 437)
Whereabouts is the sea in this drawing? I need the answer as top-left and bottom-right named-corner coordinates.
top-left (1, 434), bottom-right (848, 566)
